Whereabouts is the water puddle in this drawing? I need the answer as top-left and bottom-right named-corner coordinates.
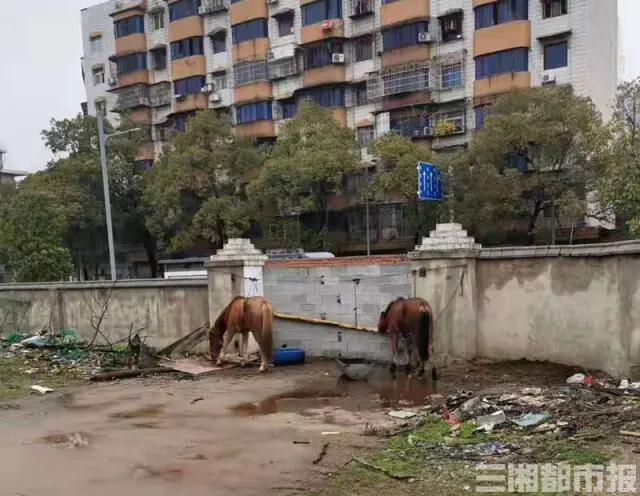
top-left (109, 403), bottom-right (166, 420)
top-left (229, 367), bottom-right (444, 417)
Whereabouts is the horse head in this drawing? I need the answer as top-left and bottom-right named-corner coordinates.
top-left (378, 297), bottom-right (405, 333)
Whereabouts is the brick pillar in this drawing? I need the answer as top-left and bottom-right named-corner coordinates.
top-left (409, 223), bottom-right (481, 360)
top-left (205, 239), bottom-right (267, 354)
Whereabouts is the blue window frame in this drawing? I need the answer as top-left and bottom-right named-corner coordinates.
top-left (505, 151), bottom-right (528, 172)
top-left (544, 41), bottom-right (568, 70)
top-left (236, 101), bottom-right (273, 124)
top-left (231, 18), bottom-right (268, 44)
top-left (116, 52), bottom-right (147, 74)
top-left (301, 0), bottom-right (342, 26)
top-left (169, 0), bottom-right (202, 22)
top-left (174, 75), bottom-right (206, 95)
top-left (475, 48), bottom-right (529, 79)
top-left (303, 40), bottom-right (343, 69)
top-left (382, 21), bottom-right (429, 52)
top-left (474, 0), bottom-right (528, 30)
top-left (170, 37), bottom-right (204, 60)
top-left (281, 101), bottom-right (297, 119)
top-left (114, 16), bottom-right (145, 38)
top-left (474, 105), bottom-right (491, 129)
top-left (299, 86), bottom-right (345, 107)
top-left (441, 63), bottom-right (463, 89)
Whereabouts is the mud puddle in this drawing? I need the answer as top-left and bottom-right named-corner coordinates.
top-left (109, 403), bottom-right (166, 420)
top-left (229, 367), bottom-right (444, 416)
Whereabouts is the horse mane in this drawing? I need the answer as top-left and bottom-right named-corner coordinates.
top-left (212, 296), bottom-right (245, 337)
top-left (381, 296), bottom-right (405, 317)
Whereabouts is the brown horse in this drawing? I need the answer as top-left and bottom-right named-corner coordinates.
top-left (209, 296), bottom-right (274, 372)
top-left (377, 297), bottom-right (437, 380)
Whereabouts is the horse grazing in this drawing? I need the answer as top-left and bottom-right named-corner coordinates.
top-left (377, 297), bottom-right (437, 380)
top-left (209, 296), bottom-right (274, 372)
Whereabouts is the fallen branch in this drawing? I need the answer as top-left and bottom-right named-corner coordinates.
top-left (313, 442), bottom-right (330, 465)
top-left (156, 326), bottom-right (207, 358)
top-left (89, 367), bottom-right (174, 382)
top-left (350, 455), bottom-right (413, 481)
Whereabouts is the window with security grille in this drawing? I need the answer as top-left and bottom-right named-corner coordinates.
top-left (441, 63), bottom-right (462, 89)
top-left (436, 109), bottom-right (465, 133)
top-left (211, 32), bottom-right (227, 53)
top-left (354, 82), bottom-right (368, 105)
top-left (233, 59), bottom-right (268, 86)
top-left (212, 71), bottom-right (227, 90)
top-left (277, 12), bottom-right (294, 37)
top-left (152, 12), bottom-right (165, 30)
top-left (542, 0), bottom-right (567, 18)
top-left (357, 126), bottom-right (373, 147)
top-left (268, 57), bottom-right (297, 79)
top-left (93, 67), bottom-right (105, 86)
top-left (382, 63), bottom-right (429, 96)
top-left (354, 35), bottom-right (373, 62)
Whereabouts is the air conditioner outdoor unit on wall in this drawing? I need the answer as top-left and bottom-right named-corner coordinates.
top-left (418, 32), bottom-right (432, 43)
top-left (210, 93), bottom-right (221, 102)
top-left (542, 72), bottom-right (556, 84)
top-left (332, 53), bottom-right (345, 64)
top-left (201, 83), bottom-right (214, 93)
top-left (108, 77), bottom-right (117, 86)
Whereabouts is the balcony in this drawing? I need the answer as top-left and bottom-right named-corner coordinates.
top-left (367, 61), bottom-right (431, 99)
top-left (390, 117), bottom-right (434, 139)
top-left (349, 0), bottom-right (374, 19)
top-left (150, 82), bottom-right (172, 107)
top-left (199, 0), bottom-right (228, 15)
top-left (116, 84), bottom-right (150, 109)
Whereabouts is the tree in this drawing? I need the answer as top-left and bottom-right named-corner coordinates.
top-left (0, 189), bottom-right (74, 282)
top-left (41, 114), bottom-right (104, 158)
top-left (249, 102), bottom-right (360, 249)
top-left (469, 86), bottom-right (612, 243)
top-left (143, 110), bottom-right (262, 252)
top-left (598, 79), bottom-right (640, 234)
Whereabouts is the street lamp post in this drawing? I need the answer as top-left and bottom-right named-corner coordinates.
top-left (97, 111), bottom-right (141, 281)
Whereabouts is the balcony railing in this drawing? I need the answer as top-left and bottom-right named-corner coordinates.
top-left (116, 84), bottom-right (150, 109)
top-left (390, 117), bottom-right (433, 138)
top-left (349, 0), bottom-right (374, 18)
top-left (199, 0), bottom-right (228, 14)
top-left (150, 82), bottom-right (172, 107)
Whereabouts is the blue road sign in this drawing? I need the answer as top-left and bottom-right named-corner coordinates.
top-left (417, 161), bottom-right (443, 201)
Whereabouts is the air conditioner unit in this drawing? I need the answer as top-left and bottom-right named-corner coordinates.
top-left (332, 53), bottom-right (345, 64)
top-left (423, 126), bottom-right (433, 136)
top-left (201, 83), bottom-right (214, 93)
top-left (418, 32), bottom-right (433, 43)
top-left (267, 50), bottom-right (275, 60)
top-left (198, 5), bottom-right (207, 14)
top-left (210, 93), bottom-right (221, 102)
top-left (542, 72), bottom-right (556, 84)
top-left (108, 77), bottom-right (117, 86)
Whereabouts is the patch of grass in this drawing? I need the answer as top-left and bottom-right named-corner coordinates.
top-left (0, 355), bottom-right (82, 402)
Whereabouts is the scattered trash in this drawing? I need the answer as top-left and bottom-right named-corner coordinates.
top-left (21, 335), bottom-right (48, 347)
top-left (388, 410), bottom-right (417, 419)
top-left (583, 376), bottom-right (595, 385)
top-left (334, 358), bottom-right (373, 381)
top-left (445, 390), bottom-right (473, 410)
top-left (619, 379), bottom-right (630, 389)
top-left (475, 410), bottom-right (507, 433)
top-left (620, 430), bottom-right (640, 438)
top-left (442, 405), bottom-right (460, 425)
top-left (293, 440), bottom-right (311, 444)
top-left (190, 397), bottom-right (205, 404)
top-left (512, 412), bottom-right (551, 428)
top-left (66, 432), bottom-right (89, 449)
top-left (321, 431), bottom-right (341, 436)
top-left (30, 385), bottom-right (53, 395)
top-left (521, 387), bottom-right (542, 395)
top-left (312, 442), bottom-right (330, 465)
top-left (566, 373), bottom-right (586, 384)
top-left (475, 441), bottom-right (521, 456)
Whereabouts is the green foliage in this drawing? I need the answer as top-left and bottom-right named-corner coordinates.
top-left (0, 189), bottom-right (73, 282)
top-left (468, 86), bottom-right (612, 239)
top-left (598, 78), bottom-right (640, 234)
top-left (143, 110), bottom-right (261, 251)
top-left (249, 102), bottom-right (360, 245)
top-left (41, 114), bottom-right (110, 158)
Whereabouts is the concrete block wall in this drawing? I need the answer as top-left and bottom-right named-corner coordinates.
top-left (264, 257), bottom-right (412, 326)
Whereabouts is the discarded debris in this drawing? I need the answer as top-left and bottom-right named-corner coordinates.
top-left (312, 442), bottom-right (330, 465)
top-left (445, 390), bottom-right (473, 410)
top-left (566, 373), bottom-right (587, 384)
top-left (30, 385), bottom-right (53, 395)
top-left (475, 410), bottom-right (507, 433)
top-left (293, 440), bottom-right (311, 444)
top-left (620, 430), bottom-right (640, 438)
top-left (321, 431), bottom-right (341, 436)
top-left (350, 455), bottom-right (414, 480)
top-left (388, 410), bottom-right (417, 419)
top-left (512, 412), bottom-right (551, 428)
top-left (190, 397), bottom-right (205, 404)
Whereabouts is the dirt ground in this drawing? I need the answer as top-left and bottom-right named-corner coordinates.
top-left (1, 358), bottom-right (638, 496)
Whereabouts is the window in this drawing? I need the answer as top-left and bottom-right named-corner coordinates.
top-left (236, 101), bottom-right (273, 124)
top-left (233, 59), bottom-right (268, 86)
top-left (357, 126), bottom-right (374, 147)
top-left (474, 0), bottom-right (528, 30)
top-left (475, 48), bottom-right (529, 79)
top-left (301, 0), bottom-right (342, 27)
top-left (174, 75), bottom-right (206, 95)
top-left (281, 99), bottom-right (297, 119)
top-left (542, 0), bottom-right (567, 18)
top-left (441, 63), bottom-right (463, 89)
top-left (474, 106), bottom-right (490, 129)
top-left (170, 37), bottom-right (204, 60)
top-left (440, 12), bottom-right (463, 42)
top-left (303, 40), bottom-right (343, 69)
top-left (95, 101), bottom-right (106, 116)
top-left (169, 0), bottom-right (201, 21)
top-left (117, 52), bottom-right (147, 74)
top-left (114, 15), bottom-right (145, 38)
top-left (211, 32), bottom-right (227, 53)
top-left (544, 40), bottom-right (568, 70)
top-left (212, 71), bottom-right (227, 90)
top-left (152, 12), bottom-right (165, 30)
top-left (268, 57), bottom-right (298, 79)
top-left (437, 110), bottom-right (465, 133)
top-left (299, 86), bottom-right (345, 107)
top-left (232, 18), bottom-right (268, 44)
top-left (382, 21), bottom-right (429, 52)
top-left (354, 35), bottom-right (373, 62)
top-left (151, 49), bottom-right (167, 70)
top-left (90, 35), bottom-right (103, 53)
top-left (134, 160), bottom-right (153, 174)
top-left (354, 82), bottom-right (368, 105)
top-left (93, 67), bottom-right (105, 85)
top-left (277, 12), bottom-right (294, 37)
top-left (382, 63), bottom-right (429, 95)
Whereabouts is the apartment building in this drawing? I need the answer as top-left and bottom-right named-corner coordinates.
top-left (81, 0), bottom-right (618, 252)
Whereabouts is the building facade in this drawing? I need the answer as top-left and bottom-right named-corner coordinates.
top-left (80, 0), bottom-right (618, 252)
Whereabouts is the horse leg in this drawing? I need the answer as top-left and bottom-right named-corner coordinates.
top-left (216, 329), bottom-right (236, 367)
top-left (240, 331), bottom-right (249, 366)
top-left (389, 331), bottom-right (398, 376)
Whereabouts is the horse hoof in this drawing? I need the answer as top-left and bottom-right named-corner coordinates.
top-left (431, 368), bottom-right (438, 382)
top-left (259, 366), bottom-right (268, 373)
top-left (389, 363), bottom-right (397, 375)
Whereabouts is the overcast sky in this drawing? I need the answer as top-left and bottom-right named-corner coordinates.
top-left (0, 0), bottom-right (638, 173)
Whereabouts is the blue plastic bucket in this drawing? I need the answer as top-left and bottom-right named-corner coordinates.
top-left (271, 347), bottom-right (306, 366)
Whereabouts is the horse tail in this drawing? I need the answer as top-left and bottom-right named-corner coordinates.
top-left (260, 300), bottom-right (274, 365)
top-left (417, 306), bottom-right (431, 362)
